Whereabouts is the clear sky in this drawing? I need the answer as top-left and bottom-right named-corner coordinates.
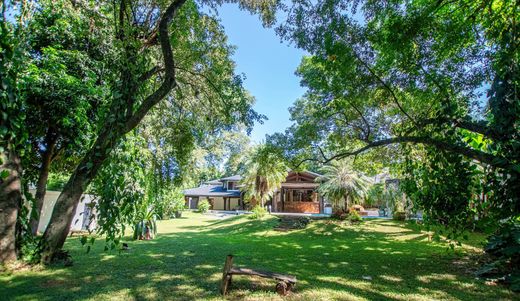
top-left (217, 4), bottom-right (306, 143)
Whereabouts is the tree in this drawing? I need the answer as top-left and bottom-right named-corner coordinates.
top-left (277, 0), bottom-right (518, 224)
top-left (277, 0), bottom-right (518, 286)
top-left (22, 0), bottom-right (109, 235)
top-left (37, 0), bottom-right (275, 262)
top-left (317, 161), bottom-right (372, 212)
top-left (241, 144), bottom-right (288, 207)
top-left (0, 0), bottom-right (31, 264)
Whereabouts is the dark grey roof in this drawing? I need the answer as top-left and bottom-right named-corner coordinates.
top-left (203, 179), bottom-right (222, 185)
top-left (220, 175), bottom-right (242, 181)
top-left (183, 185), bottom-right (241, 197)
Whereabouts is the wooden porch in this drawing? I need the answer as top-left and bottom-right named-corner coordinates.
top-left (271, 171), bottom-right (323, 214)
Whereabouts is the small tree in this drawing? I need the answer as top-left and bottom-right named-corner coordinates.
top-left (197, 199), bottom-right (210, 213)
top-left (317, 161), bottom-right (372, 213)
top-left (240, 144), bottom-right (288, 207)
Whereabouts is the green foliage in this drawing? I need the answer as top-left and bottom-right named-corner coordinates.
top-left (317, 161), bottom-right (372, 211)
top-left (133, 205), bottom-right (158, 241)
top-left (241, 144), bottom-right (288, 206)
top-left (400, 147), bottom-right (481, 231)
top-left (275, 1), bottom-right (518, 288)
top-left (90, 134), bottom-right (150, 248)
top-left (46, 173), bottom-right (68, 191)
top-left (364, 183), bottom-right (384, 208)
top-left (197, 199), bottom-right (211, 213)
top-left (155, 187), bottom-right (185, 220)
top-left (479, 219), bottom-right (520, 292)
top-left (348, 210), bottom-right (362, 223)
top-left (249, 205), bottom-right (267, 220)
top-left (393, 211), bottom-right (406, 221)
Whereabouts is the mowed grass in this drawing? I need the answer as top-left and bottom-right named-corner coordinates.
top-left (0, 212), bottom-right (516, 301)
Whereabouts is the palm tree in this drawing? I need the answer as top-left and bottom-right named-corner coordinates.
top-left (240, 144), bottom-right (287, 207)
top-left (317, 161), bottom-right (372, 212)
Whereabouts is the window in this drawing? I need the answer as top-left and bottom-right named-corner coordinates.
top-left (227, 181), bottom-right (236, 190)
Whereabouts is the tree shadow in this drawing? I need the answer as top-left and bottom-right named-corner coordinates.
top-left (0, 216), bottom-right (514, 301)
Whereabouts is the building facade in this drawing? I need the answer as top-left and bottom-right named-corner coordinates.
top-left (183, 171), bottom-right (325, 214)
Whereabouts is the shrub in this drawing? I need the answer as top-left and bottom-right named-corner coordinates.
top-left (478, 220), bottom-right (520, 292)
top-left (348, 210), bottom-right (363, 223)
top-left (249, 205), bottom-right (267, 219)
top-left (331, 210), bottom-right (348, 220)
top-left (157, 188), bottom-right (185, 219)
top-left (393, 211), bottom-right (406, 221)
top-left (133, 206), bottom-right (158, 240)
top-left (46, 172), bottom-right (69, 191)
top-left (197, 199), bottom-right (210, 213)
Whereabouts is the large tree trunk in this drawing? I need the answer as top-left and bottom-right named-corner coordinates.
top-left (39, 0), bottom-right (184, 263)
top-left (0, 145), bottom-right (22, 264)
top-left (39, 128), bottom-right (117, 263)
top-left (30, 130), bottom-right (57, 235)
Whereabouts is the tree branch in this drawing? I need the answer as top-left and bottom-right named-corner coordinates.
top-left (411, 117), bottom-right (502, 141)
top-left (299, 136), bottom-right (511, 171)
top-left (139, 65), bottom-right (164, 82)
top-left (124, 0), bottom-right (186, 132)
top-left (352, 51), bottom-right (419, 128)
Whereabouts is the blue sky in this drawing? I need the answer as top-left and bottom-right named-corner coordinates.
top-left (217, 4), bottom-right (306, 143)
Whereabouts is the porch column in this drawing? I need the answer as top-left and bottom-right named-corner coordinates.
top-left (272, 191), bottom-right (278, 212)
top-left (281, 188), bottom-right (285, 211)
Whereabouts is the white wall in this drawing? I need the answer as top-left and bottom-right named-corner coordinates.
top-left (212, 197), bottom-right (224, 210)
top-left (29, 190), bottom-right (97, 233)
top-left (208, 197), bottom-right (240, 210)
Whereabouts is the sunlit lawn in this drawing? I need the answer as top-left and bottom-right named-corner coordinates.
top-left (0, 212), bottom-right (515, 301)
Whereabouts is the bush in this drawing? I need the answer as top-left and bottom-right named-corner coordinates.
top-left (478, 220), bottom-right (520, 292)
top-left (331, 210), bottom-right (348, 220)
top-left (393, 211), bottom-right (406, 221)
top-left (47, 173), bottom-right (69, 191)
top-left (348, 210), bottom-right (363, 223)
top-left (133, 206), bottom-right (158, 240)
top-left (156, 188), bottom-right (185, 219)
top-left (249, 205), bottom-right (267, 219)
top-left (197, 199), bottom-right (210, 213)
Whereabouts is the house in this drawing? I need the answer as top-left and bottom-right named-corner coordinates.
top-left (183, 176), bottom-right (244, 211)
top-left (183, 171), bottom-right (327, 214)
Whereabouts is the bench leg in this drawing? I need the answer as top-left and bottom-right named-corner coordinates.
top-left (276, 281), bottom-right (288, 295)
top-left (221, 255), bottom-right (234, 295)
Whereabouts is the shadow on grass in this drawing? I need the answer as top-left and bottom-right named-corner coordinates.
top-left (0, 216), bottom-right (514, 301)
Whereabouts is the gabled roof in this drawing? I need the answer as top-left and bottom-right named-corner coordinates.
top-left (220, 175), bottom-right (242, 181)
top-left (183, 185), bottom-right (241, 197)
top-left (203, 179), bottom-right (223, 185)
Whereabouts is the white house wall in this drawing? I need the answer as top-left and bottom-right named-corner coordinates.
top-left (28, 190), bottom-right (97, 233)
top-left (212, 197), bottom-right (224, 210)
top-left (202, 197), bottom-right (240, 210)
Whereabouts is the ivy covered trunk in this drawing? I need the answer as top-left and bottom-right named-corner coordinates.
top-left (30, 132), bottom-right (57, 235)
top-left (0, 146), bottom-right (22, 263)
top-left (39, 128), bottom-right (118, 263)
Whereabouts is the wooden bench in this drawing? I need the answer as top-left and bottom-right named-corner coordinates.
top-left (220, 255), bottom-right (297, 296)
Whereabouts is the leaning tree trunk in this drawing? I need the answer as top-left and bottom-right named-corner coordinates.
top-left (0, 145), bottom-right (23, 264)
top-left (39, 0), bottom-right (186, 263)
top-left (30, 131), bottom-right (57, 235)
top-left (39, 127), bottom-right (119, 263)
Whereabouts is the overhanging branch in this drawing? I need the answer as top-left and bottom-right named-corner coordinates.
top-left (124, 0), bottom-right (187, 132)
top-left (299, 136), bottom-right (511, 171)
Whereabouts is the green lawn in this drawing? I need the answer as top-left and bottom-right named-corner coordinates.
top-left (0, 212), bottom-right (515, 301)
